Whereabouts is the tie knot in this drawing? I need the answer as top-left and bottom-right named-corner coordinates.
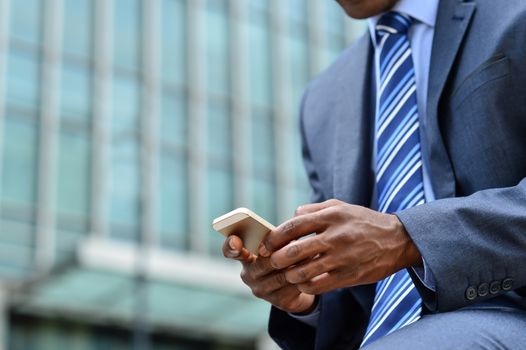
top-left (376, 11), bottom-right (412, 36)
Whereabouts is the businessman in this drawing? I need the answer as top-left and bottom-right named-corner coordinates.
top-left (223, 0), bottom-right (526, 348)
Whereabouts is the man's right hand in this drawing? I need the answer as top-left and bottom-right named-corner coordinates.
top-left (222, 235), bottom-right (316, 314)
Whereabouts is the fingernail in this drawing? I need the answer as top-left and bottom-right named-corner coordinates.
top-left (228, 239), bottom-right (236, 250)
top-left (228, 250), bottom-right (240, 258)
top-left (258, 243), bottom-right (270, 257)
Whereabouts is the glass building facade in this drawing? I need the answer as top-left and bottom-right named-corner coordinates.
top-left (0, 0), bottom-right (363, 349)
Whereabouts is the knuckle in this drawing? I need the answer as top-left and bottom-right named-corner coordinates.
top-left (324, 205), bottom-right (343, 219)
top-left (268, 220), bottom-right (298, 251)
top-left (264, 239), bottom-right (276, 253)
top-left (327, 199), bottom-right (341, 206)
top-left (268, 255), bottom-right (280, 270)
top-left (319, 259), bottom-right (331, 273)
top-left (240, 269), bottom-right (250, 284)
top-left (325, 205), bottom-right (340, 216)
top-left (285, 298), bottom-right (302, 312)
top-left (294, 206), bottom-right (304, 216)
top-left (344, 268), bottom-right (359, 283)
top-left (275, 273), bottom-right (288, 287)
top-left (286, 244), bottom-right (301, 259)
top-left (308, 236), bottom-right (324, 253)
top-left (300, 282), bottom-right (320, 295)
top-left (286, 268), bottom-right (308, 284)
top-left (251, 286), bottom-right (264, 298)
top-left (296, 268), bottom-right (309, 281)
top-left (318, 236), bottom-right (333, 251)
top-left (282, 220), bottom-right (297, 235)
top-left (251, 261), bottom-right (263, 276)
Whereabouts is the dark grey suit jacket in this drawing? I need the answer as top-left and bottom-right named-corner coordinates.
top-left (269, 0), bottom-right (526, 349)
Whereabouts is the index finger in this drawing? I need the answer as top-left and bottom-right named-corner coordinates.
top-left (259, 212), bottom-right (327, 257)
top-left (294, 199), bottom-right (342, 217)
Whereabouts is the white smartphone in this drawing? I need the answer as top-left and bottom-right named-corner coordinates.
top-left (212, 207), bottom-right (275, 255)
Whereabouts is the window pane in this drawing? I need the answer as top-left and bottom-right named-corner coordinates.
top-left (113, 0), bottom-right (141, 70)
top-left (61, 64), bottom-right (91, 121)
top-left (205, 0), bottom-right (230, 97)
top-left (160, 91), bottom-right (186, 148)
top-left (112, 76), bottom-right (140, 133)
top-left (325, 1), bottom-right (345, 35)
top-left (9, 0), bottom-right (42, 45)
top-left (110, 138), bottom-right (140, 240)
top-left (63, 0), bottom-right (92, 58)
top-left (294, 186), bottom-right (310, 207)
top-left (1, 115), bottom-right (38, 206)
top-left (158, 152), bottom-right (187, 250)
top-left (251, 112), bottom-right (274, 173)
top-left (249, 10), bottom-right (272, 108)
top-left (207, 167), bottom-right (232, 255)
top-left (160, 0), bottom-right (186, 86)
top-left (207, 101), bottom-right (231, 162)
top-left (287, 0), bottom-right (307, 24)
top-left (249, 177), bottom-right (276, 225)
top-left (56, 129), bottom-right (90, 221)
top-left (6, 51), bottom-right (40, 110)
top-left (287, 35), bottom-right (309, 112)
top-left (249, 0), bottom-right (267, 12)
top-left (56, 230), bottom-right (85, 263)
top-left (0, 219), bottom-right (35, 276)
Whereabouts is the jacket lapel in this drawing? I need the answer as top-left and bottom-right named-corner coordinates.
top-left (332, 35), bottom-right (375, 206)
top-left (426, 0), bottom-right (476, 199)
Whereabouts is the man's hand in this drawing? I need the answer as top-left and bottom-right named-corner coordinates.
top-left (258, 199), bottom-right (422, 295)
top-left (222, 235), bottom-right (316, 314)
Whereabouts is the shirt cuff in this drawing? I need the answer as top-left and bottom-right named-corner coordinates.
top-left (412, 258), bottom-right (437, 291)
top-left (288, 301), bottom-right (321, 328)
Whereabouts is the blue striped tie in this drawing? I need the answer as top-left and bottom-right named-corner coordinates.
top-left (361, 12), bottom-right (424, 347)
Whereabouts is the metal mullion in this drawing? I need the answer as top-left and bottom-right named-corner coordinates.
top-left (0, 288), bottom-right (6, 350)
top-left (270, 0), bottom-right (293, 223)
top-left (139, 0), bottom-right (161, 249)
top-left (91, 0), bottom-right (113, 240)
top-left (0, 0), bottom-right (11, 221)
top-left (134, 0), bottom-right (159, 337)
top-left (0, 0), bottom-right (11, 346)
top-left (34, 0), bottom-right (63, 272)
top-left (230, 0), bottom-right (251, 208)
top-left (187, 0), bottom-right (208, 254)
top-left (307, 0), bottom-right (326, 76)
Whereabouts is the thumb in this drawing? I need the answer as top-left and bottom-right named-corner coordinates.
top-left (222, 235), bottom-right (256, 263)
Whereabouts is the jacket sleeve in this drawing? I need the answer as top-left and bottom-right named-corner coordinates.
top-left (397, 177), bottom-right (526, 312)
top-left (269, 307), bottom-right (317, 350)
top-left (298, 89), bottom-right (325, 205)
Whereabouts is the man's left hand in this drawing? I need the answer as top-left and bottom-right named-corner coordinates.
top-left (258, 199), bottom-right (422, 295)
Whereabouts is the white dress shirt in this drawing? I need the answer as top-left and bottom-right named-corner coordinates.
top-left (291, 0), bottom-right (440, 327)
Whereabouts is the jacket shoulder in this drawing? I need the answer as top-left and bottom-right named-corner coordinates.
top-left (306, 33), bottom-right (370, 96)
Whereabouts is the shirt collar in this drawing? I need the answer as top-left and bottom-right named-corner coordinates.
top-left (367, 0), bottom-right (439, 43)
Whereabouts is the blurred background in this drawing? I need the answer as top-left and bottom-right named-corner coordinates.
top-left (0, 0), bottom-right (363, 349)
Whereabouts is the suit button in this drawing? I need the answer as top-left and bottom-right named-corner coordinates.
top-left (477, 283), bottom-right (489, 297)
top-left (490, 281), bottom-right (501, 295)
top-left (466, 286), bottom-right (477, 300)
top-left (502, 278), bottom-right (514, 291)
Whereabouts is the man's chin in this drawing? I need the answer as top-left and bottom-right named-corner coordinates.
top-left (336, 0), bottom-right (398, 19)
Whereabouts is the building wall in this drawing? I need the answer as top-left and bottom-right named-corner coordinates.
top-left (0, 0), bottom-right (363, 348)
